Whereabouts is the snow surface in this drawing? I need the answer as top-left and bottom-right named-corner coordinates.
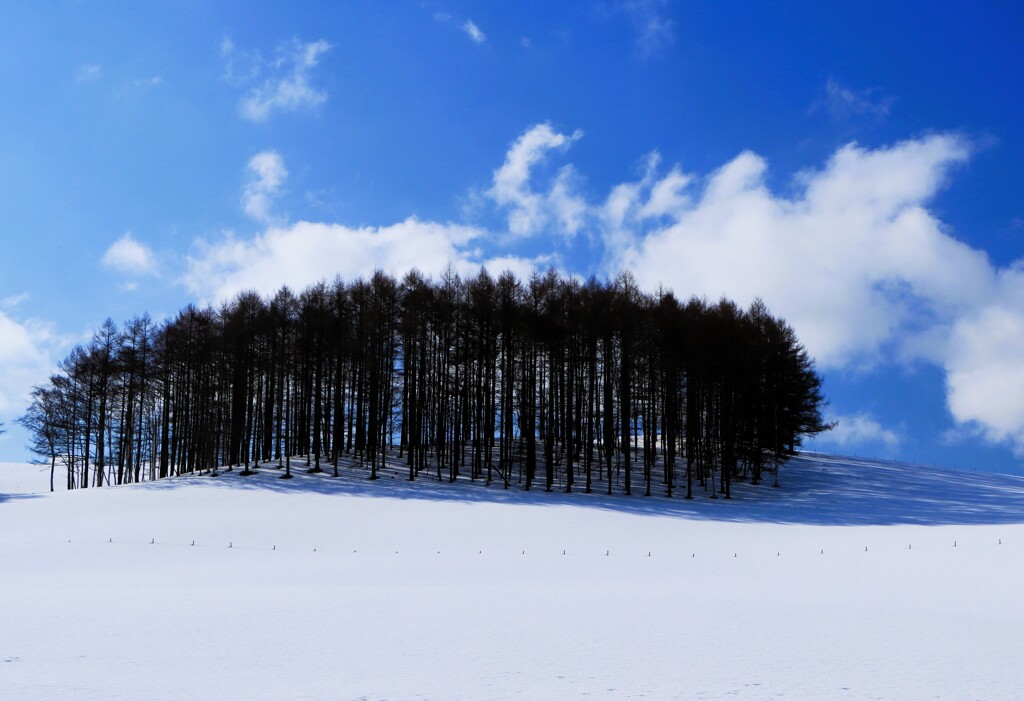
top-left (2, 454), bottom-right (1023, 700)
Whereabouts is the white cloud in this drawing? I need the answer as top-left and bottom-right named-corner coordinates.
top-left (183, 122), bottom-right (1024, 457)
top-left (102, 233), bottom-right (158, 277)
top-left (818, 78), bottom-right (894, 121)
top-left (616, 135), bottom-right (982, 368)
top-left (185, 132), bottom-right (586, 303)
top-left (75, 64), bottom-right (102, 82)
top-left (221, 37), bottom-right (261, 84)
top-left (616, 0), bottom-right (675, 58)
top-left (225, 38), bottom-right (332, 122)
top-left (487, 123), bottom-right (586, 237)
top-left (462, 20), bottom-right (486, 44)
top-left (132, 76), bottom-right (163, 89)
top-left (433, 13), bottom-right (487, 45)
top-left (945, 269), bottom-right (1024, 454)
top-left (184, 218), bottom-right (488, 304)
top-left (242, 151), bottom-right (288, 223)
top-left (480, 254), bottom-right (562, 282)
top-left (818, 413), bottom-right (902, 450)
top-left (0, 312), bottom-right (60, 418)
top-left (595, 134), bottom-right (1024, 455)
top-left (481, 122), bottom-right (1024, 455)
top-left (1, 293), bottom-right (30, 309)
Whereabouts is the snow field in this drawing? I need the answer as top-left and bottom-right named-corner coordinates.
top-left (2, 456), bottom-right (1023, 699)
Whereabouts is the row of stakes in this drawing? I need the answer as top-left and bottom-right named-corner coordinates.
top-left (78, 537), bottom-right (1005, 555)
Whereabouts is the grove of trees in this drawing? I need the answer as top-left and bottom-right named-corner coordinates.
top-left (19, 268), bottom-right (831, 497)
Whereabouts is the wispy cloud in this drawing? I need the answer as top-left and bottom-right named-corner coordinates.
top-left (102, 232), bottom-right (158, 277)
top-left (816, 78), bottom-right (894, 121)
top-left (1, 293), bottom-right (30, 310)
top-left (462, 20), bottom-right (486, 44)
top-left (132, 76), bottom-right (163, 89)
top-left (242, 151), bottom-right (288, 223)
top-left (434, 12), bottom-right (487, 45)
top-left (221, 37), bottom-right (260, 84)
top-left (75, 64), bottom-right (102, 82)
top-left (613, 0), bottom-right (675, 58)
top-left (223, 37), bottom-right (332, 122)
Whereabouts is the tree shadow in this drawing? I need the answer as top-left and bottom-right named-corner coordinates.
top-left (0, 493), bottom-right (43, 504)
top-left (129, 451), bottom-right (1024, 527)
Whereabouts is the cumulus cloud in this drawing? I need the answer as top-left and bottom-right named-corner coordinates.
top-left (0, 312), bottom-right (60, 418)
top-left (615, 135), bottom-right (982, 368)
top-left (183, 122), bottom-right (1024, 456)
top-left (102, 233), bottom-right (158, 277)
top-left (182, 145), bottom-right (559, 303)
top-left (581, 131), bottom-right (1023, 455)
top-left (820, 413), bottom-right (902, 451)
top-left (487, 123), bottom-right (586, 237)
top-left (945, 269), bottom-right (1024, 454)
top-left (242, 151), bottom-right (288, 223)
top-left (223, 37), bottom-right (332, 122)
top-left (483, 122), bottom-right (1024, 455)
top-left (184, 218), bottom-right (491, 303)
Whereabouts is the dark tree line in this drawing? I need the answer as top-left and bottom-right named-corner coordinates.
top-left (19, 268), bottom-right (831, 496)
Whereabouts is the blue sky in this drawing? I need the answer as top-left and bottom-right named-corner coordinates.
top-left (1, 1), bottom-right (1022, 472)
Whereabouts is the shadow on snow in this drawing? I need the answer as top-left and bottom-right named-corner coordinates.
top-left (122, 451), bottom-right (1024, 527)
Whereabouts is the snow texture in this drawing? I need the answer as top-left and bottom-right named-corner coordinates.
top-left (2, 455), bottom-right (1022, 700)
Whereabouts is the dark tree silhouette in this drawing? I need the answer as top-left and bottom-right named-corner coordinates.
top-left (20, 269), bottom-right (831, 499)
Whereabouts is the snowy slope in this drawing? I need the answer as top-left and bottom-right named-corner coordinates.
top-left (2, 454), bottom-right (1023, 700)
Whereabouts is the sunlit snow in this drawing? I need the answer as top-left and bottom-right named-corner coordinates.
top-left (2, 454), bottom-right (1022, 699)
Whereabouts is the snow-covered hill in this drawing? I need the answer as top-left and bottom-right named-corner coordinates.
top-left (2, 454), bottom-right (1022, 700)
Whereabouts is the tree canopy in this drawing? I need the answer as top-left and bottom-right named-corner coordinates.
top-left (20, 269), bottom-right (831, 496)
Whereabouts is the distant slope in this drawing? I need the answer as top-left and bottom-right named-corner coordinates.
top-left (2, 453), bottom-right (1022, 700)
